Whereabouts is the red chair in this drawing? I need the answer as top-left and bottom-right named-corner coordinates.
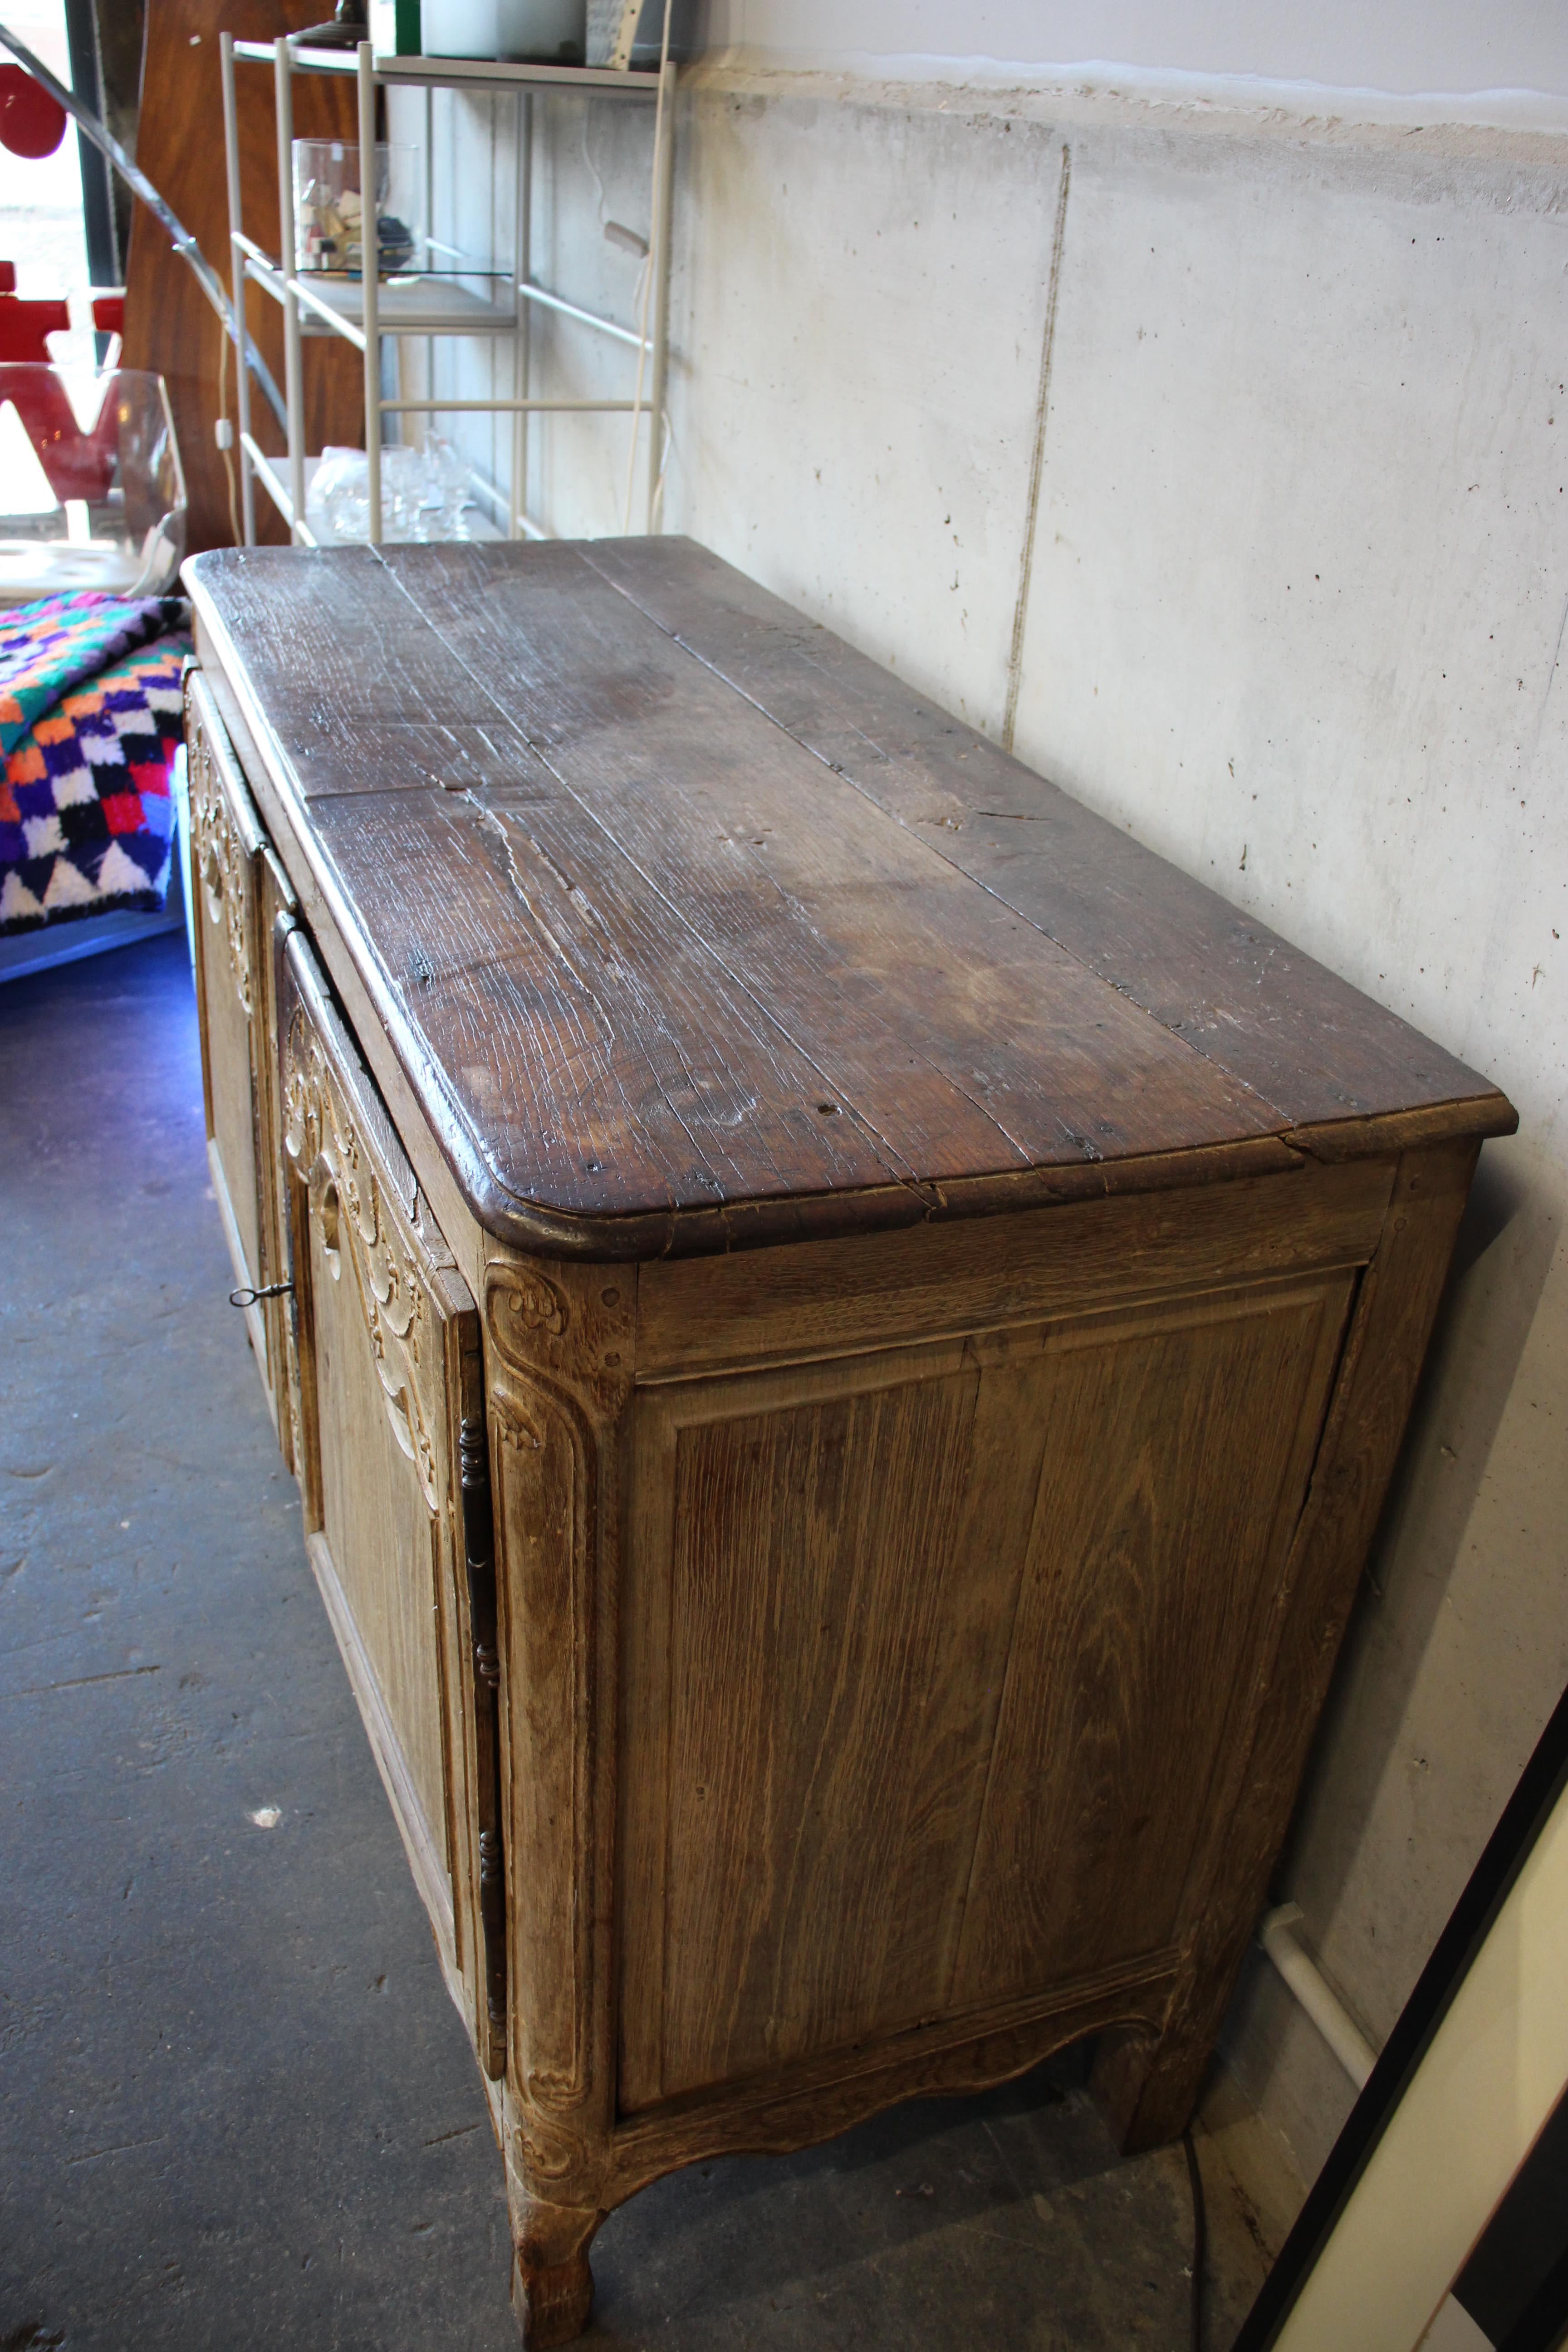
top-left (0, 269), bottom-right (128, 501)
top-left (0, 263), bottom-right (70, 363)
top-left (0, 269), bottom-right (83, 486)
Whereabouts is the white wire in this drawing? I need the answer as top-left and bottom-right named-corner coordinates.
top-left (621, 0), bottom-right (673, 535)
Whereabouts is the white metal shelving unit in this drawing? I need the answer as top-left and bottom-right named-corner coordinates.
top-left (218, 33), bottom-right (676, 549)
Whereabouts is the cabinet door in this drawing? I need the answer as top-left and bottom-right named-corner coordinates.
top-left (279, 930), bottom-right (506, 2077)
top-left (185, 671), bottom-right (298, 1448)
top-left (186, 672), bottom-right (269, 1369)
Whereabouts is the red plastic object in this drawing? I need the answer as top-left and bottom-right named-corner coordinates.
top-left (0, 63), bottom-right (67, 160)
top-left (92, 294), bottom-right (125, 334)
top-left (0, 292), bottom-right (70, 363)
top-left (0, 262), bottom-right (14, 293)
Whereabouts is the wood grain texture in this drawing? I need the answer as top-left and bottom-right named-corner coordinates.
top-left (951, 1279), bottom-right (1352, 2005)
top-left (480, 1250), bottom-right (635, 2342)
top-left (617, 1278), bottom-right (1351, 2111)
top-left (195, 644), bottom-right (498, 1306)
top-left (124, 0), bottom-right (364, 554)
top-left (186, 670), bottom-right (274, 1400)
top-left (258, 846), bottom-right (300, 1469)
top-left (183, 541), bottom-right (1515, 1259)
top-left (180, 544), bottom-right (1519, 2345)
top-left (635, 1155), bottom-right (1392, 1381)
top-left (280, 928), bottom-right (494, 2070)
top-left (1093, 1138), bottom-right (1484, 2151)
top-left (606, 1948), bottom-right (1179, 2203)
top-left (580, 536), bottom-right (1517, 1148)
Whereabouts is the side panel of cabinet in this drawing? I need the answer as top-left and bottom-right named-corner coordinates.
top-left (279, 930), bottom-right (504, 2077)
top-left (617, 1270), bottom-right (1355, 2112)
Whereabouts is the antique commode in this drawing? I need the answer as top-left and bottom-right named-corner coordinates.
top-left (182, 537), bottom-right (1514, 2343)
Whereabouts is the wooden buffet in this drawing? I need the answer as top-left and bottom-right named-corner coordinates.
top-left (181, 536), bottom-right (1515, 2343)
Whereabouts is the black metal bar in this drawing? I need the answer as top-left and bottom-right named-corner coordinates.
top-left (61, 0), bottom-right (115, 285)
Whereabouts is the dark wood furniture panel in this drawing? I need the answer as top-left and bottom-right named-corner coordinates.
top-left (181, 538), bottom-right (1517, 2346)
top-left (620, 1264), bottom-right (1354, 2109)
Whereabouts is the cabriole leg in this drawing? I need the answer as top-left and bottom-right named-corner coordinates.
top-left (1092, 2021), bottom-right (1211, 2154)
top-left (509, 2194), bottom-right (601, 2348)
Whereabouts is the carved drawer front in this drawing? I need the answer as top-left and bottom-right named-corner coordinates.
top-left (280, 931), bottom-right (506, 2079)
top-left (618, 1269), bottom-right (1356, 2112)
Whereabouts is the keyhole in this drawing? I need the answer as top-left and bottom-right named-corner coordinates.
top-left (320, 1176), bottom-right (342, 1279)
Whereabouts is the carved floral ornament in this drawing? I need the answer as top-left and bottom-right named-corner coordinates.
top-left (284, 1009), bottom-right (442, 1515)
top-left (500, 1271), bottom-right (568, 1338)
top-left (184, 694), bottom-right (252, 1017)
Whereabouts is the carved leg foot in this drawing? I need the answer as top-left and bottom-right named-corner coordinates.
top-left (1092, 2023), bottom-right (1209, 2155)
top-left (510, 2207), bottom-right (599, 2348)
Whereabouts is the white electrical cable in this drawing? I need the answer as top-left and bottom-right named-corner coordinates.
top-left (620, 0), bottom-right (672, 534)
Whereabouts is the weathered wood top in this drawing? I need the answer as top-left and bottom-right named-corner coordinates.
top-left (185, 538), bottom-right (1515, 1259)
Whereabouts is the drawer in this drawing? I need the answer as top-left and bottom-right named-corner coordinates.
top-left (279, 929), bottom-right (507, 2079)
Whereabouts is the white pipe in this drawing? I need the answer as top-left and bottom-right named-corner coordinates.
top-left (511, 88), bottom-right (531, 542)
top-left (358, 42), bottom-right (381, 547)
top-left (380, 397), bottom-right (636, 413)
top-left (517, 279), bottom-right (647, 351)
top-left (219, 36), bottom-right (256, 544)
top-left (462, 466), bottom-right (549, 539)
top-left (1260, 1902), bottom-right (1379, 2090)
top-left (287, 275), bottom-right (370, 353)
top-left (274, 40), bottom-right (308, 545)
top-left (645, 50), bottom-right (677, 533)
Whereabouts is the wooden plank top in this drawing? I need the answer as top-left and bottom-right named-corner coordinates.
top-left (185, 539), bottom-right (1515, 1259)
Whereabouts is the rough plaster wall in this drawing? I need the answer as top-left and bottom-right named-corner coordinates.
top-left (423, 62), bottom-right (1568, 2185)
top-left (698, 0), bottom-right (1568, 108)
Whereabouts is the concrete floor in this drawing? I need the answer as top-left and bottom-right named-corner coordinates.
top-left (0, 936), bottom-right (1274, 2351)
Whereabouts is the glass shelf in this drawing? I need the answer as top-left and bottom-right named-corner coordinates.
top-left (297, 273), bottom-right (519, 335)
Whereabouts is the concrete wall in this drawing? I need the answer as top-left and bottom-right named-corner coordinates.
top-left (411, 23), bottom-right (1568, 2190)
top-left (698, 0), bottom-right (1568, 118)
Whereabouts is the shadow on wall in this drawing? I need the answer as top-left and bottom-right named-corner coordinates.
top-left (1278, 1134), bottom-right (1557, 1983)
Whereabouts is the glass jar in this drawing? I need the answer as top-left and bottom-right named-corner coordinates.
top-left (292, 140), bottom-right (421, 278)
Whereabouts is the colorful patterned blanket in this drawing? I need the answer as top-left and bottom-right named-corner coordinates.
top-left (0, 593), bottom-right (191, 937)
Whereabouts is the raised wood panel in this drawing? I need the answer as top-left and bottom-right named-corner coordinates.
top-left (258, 845), bottom-right (300, 1470)
top-left (1092, 1138), bottom-right (1484, 2150)
top-left (280, 931), bottom-right (486, 2043)
top-left (619, 1277), bottom-right (1352, 2112)
top-left (309, 1220), bottom-right (454, 1881)
top-left (950, 1279), bottom-right (1354, 2006)
top-left (186, 671), bottom-right (269, 1385)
